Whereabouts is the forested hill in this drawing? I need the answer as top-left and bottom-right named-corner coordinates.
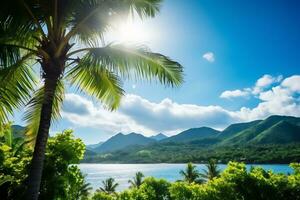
top-left (83, 115), bottom-right (300, 163)
top-left (91, 132), bottom-right (156, 153)
top-left (161, 127), bottom-right (220, 143)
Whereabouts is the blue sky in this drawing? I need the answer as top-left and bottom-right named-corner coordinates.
top-left (14, 0), bottom-right (300, 144)
top-left (129, 0), bottom-right (300, 106)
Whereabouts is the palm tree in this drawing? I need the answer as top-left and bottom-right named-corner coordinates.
top-left (180, 162), bottom-right (200, 184)
top-left (200, 159), bottom-right (221, 181)
top-left (0, 1), bottom-right (183, 199)
top-left (128, 171), bottom-right (144, 188)
top-left (97, 178), bottom-right (119, 194)
top-left (75, 182), bottom-right (92, 200)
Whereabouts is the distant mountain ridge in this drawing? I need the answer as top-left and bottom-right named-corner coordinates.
top-left (92, 132), bottom-right (155, 153)
top-left (11, 125), bottom-right (26, 138)
top-left (86, 142), bottom-right (104, 150)
top-left (150, 133), bottom-right (168, 141)
top-left (86, 115), bottom-right (300, 156)
top-left (217, 120), bottom-right (262, 139)
top-left (161, 127), bottom-right (220, 143)
top-left (83, 115), bottom-right (300, 163)
top-left (220, 115), bottom-right (300, 145)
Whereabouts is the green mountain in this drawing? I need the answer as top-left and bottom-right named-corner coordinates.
top-left (250, 120), bottom-right (300, 144)
top-left (86, 142), bottom-right (104, 150)
top-left (11, 125), bottom-right (26, 138)
top-left (161, 127), bottom-right (220, 143)
top-left (221, 115), bottom-right (300, 145)
top-left (150, 133), bottom-right (168, 141)
top-left (93, 132), bottom-right (156, 153)
top-left (83, 115), bottom-right (300, 163)
top-left (217, 120), bottom-right (262, 139)
top-left (84, 149), bottom-right (98, 157)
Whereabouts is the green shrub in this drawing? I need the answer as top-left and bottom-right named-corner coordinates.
top-left (92, 192), bottom-right (115, 200)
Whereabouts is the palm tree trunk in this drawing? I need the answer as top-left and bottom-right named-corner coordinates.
top-left (25, 77), bottom-right (58, 200)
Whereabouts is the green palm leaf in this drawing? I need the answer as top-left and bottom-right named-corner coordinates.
top-left (70, 44), bottom-right (183, 87)
top-left (66, 61), bottom-right (124, 110)
top-left (67, 0), bottom-right (162, 44)
top-left (0, 54), bottom-right (37, 125)
top-left (123, 0), bottom-right (161, 18)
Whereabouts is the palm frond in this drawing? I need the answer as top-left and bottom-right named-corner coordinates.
top-left (0, 0), bottom-right (44, 39)
top-left (67, 0), bottom-right (161, 44)
top-left (24, 80), bottom-right (65, 143)
top-left (122, 0), bottom-right (162, 18)
top-left (70, 44), bottom-right (183, 87)
top-left (0, 54), bottom-right (37, 125)
top-left (67, 0), bottom-right (111, 44)
top-left (66, 61), bottom-right (124, 110)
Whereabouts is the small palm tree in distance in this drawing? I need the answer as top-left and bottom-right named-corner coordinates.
top-left (180, 162), bottom-right (201, 184)
top-left (128, 171), bottom-right (144, 188)
top-left (97, 177), bottom-right (119, 194)
top-left (200, 159), bottom-right (221, 181)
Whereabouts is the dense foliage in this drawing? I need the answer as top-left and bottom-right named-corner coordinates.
top-left (84, 142), bottom-right (300, 164)
top-left (92, 162), bottom-right (300, 200)
top-left (0, 124), bottom-right (32, 199)
top-left (0, 126), bottom-right (90, 200)
top-left (1, 125), bottom-right (300, 199)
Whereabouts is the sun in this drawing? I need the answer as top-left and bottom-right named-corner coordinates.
top-left (112, 19), bottom-right (152, 43)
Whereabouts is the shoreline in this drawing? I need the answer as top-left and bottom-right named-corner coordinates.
top-left (79, 162), bottom-right (292, 165)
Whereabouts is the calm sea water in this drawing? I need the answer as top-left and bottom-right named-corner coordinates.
top-left (78, 163), bottom-right (293, 191)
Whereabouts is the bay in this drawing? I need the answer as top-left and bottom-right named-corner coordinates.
top-left (78, 163), bottom-right (293, 191)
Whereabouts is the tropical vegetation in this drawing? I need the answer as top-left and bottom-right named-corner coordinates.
top-left (1, 124), bottom-right (300, 200)
top-left (84, 142), bottom-right (300, 164)
top-left (0, 0), bottom-right (183, 199)
top-left (0, 125), bottom-right (90, 200)
top-left (92, 162), bottom-right (300, 200)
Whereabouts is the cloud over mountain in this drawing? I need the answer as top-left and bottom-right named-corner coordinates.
top-left (62, 75), bottom-right (300, 137)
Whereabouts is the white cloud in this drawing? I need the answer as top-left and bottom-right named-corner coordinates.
top-left (119, 95), bottom-right (241, 132)
top-left (202, 52), bottom-right (215, 62)
top-left (62, 94), bottom-right (153, 136)
top-left (62, 75), bottom-right (300, 138)
top-left (62, 93), bottom-right (94, 115)
top-left (220, 74), bottom-right (284, 99)
top-left (62, 93), bottom-right (243, 136)
top-left (252, 74), bottom-right (282, 95)
top-left (256, 74), bottom-right (281, 87)
top-left (220, 89), bottom-right (249, 99)
top-left (281, 75), bottom-right (300, 92)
